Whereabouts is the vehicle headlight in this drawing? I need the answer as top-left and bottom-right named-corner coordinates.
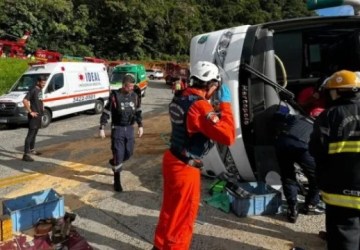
top-left (17, 102), bottom-right (24, 107)
top-left (218, 31), bottom-right (232, 56)
top-left (217, 31), bottom-right (233, 67)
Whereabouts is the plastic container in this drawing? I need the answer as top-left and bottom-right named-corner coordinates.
top-left (227, 182), bottom-right (282, 217)
top-left (2, 188), bottom-right (65, 232)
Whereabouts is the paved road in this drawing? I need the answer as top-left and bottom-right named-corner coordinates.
top-left (0, 79), bottom-right (172, 180)
top-left (0, 80), bottom-right (326, 250)
top-left (0, 80), bottom-right (173, 249)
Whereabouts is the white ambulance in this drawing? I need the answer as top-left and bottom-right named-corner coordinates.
top-left (0, 62), bottom-right (110, 127)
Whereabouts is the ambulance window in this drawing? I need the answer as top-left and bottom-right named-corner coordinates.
top-left (47, 73), bottom-right (64, 93)
top-left (110, 72), bottom-right (125, 82)
top-left (12, 74), bottom-right (49, 91)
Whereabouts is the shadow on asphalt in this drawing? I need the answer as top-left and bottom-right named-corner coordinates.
top-left (195, 202), bottom-right (324, 249)
top-left (0, 124), bottom-right (325, 249)
top-left (0, 112), bottom-right (101, 131)
top-left (0, 83), bottom-right (325, 249)
top-left (62, 193), bottom-right (156, 249)
top-left (0, 101), bottom-right (168, 249)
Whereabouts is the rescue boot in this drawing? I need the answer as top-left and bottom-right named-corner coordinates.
top-left (30, 149), bottom-right (42, 156)
top-left (318, 230), bottom-right (327, 241)
top-left (109, 158), bottom-right (115, 166)
top-left (286, 203), bottom-right (298, 223)
top-left (300, 203), bottom-right (325, 215)
top-left (113, 172), bottom-right (123, 192)
top-left (22, 154), bottom-right (34, 162)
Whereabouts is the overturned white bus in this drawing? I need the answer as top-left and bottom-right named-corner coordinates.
top-left (190, 1), bottom-right (360, 184)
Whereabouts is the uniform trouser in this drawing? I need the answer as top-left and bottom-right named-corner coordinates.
top-left (326, 204), bottom-right (360, 250)
top-left (275, 137), bottom-right (319, 207)
top-left (111, 125), bottom-right (135, 166)
top-left (154, 150), bottom-right (201, 250)
top-left (24, 117), bottom-right (41, 154)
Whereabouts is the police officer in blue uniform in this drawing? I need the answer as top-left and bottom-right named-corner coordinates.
top-left (99, 74), bottom-right (143, 192)
top-left (273, 105), bottom-right (320, 223)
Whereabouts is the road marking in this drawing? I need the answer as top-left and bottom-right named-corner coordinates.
top-left (0, 173), bottom-right (41, 188)
top-left (0, 161), bottom-right (104, 189)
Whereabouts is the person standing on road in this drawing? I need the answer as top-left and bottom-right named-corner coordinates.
top-left (272, 104), bottom-right (320, 223)
top-left (22, 75), bottom-right (46, 162)
top-left (153, 61), bottom-right (235, 250)
top-left (99, 74), bottom-right (143, 192)
top-left (309, 70), bottom-right (360, 250)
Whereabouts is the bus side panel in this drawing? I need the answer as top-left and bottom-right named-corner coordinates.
top-left (223, 26), bottom-right (256, 181)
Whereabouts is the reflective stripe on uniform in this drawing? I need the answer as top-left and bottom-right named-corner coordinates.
top-left (175, 82), bottom-right (181, 90)
top-left (321, 190), bottom-right (360, 210)
top-left (328, 141), bottom-right (360, 154)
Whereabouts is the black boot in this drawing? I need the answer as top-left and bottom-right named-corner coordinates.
top-left (113, 172), bottom-right (123, 192)
top-left (287, 203), bottom-right (298, 223)
top-left (318, 230), bottom-right (327, 241)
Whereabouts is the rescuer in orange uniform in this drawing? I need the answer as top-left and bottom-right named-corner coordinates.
top-left (152, 61), bottom-right (235, 250)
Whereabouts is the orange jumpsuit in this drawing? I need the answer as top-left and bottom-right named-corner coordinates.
top-left (154, 88), bottom-right (235, 250)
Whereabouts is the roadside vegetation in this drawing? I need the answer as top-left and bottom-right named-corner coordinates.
top-left (0, 0), bottom-right (314, 61)
top-left (0, 1), bottom-right (315, 94)
top-left (0, 58), bottom-right (29, 95)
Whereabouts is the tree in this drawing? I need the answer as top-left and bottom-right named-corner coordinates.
top-left (0, 0), bottom-right (316, 60)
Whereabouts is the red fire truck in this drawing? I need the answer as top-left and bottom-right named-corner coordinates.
top-left (164, 62), bottom-right (190, 85)
top-left (34, 49), bottom-right (62, 62)
top-left (0, 31), bottom-right (30, 58)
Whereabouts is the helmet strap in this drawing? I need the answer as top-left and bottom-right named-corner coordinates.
top-left (190, 77), bottom-right (206, 88)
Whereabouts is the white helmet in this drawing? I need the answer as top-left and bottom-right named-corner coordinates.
top-left (190, 61), bottom-right (220, 82)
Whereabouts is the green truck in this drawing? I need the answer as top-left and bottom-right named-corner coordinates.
top-left (109, 63), bottom-right (148, 96)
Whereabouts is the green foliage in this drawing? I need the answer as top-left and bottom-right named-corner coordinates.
top-left (0, 58), bottom-right (29, 95)
top-left (0, 0), bottom-right (315, 60)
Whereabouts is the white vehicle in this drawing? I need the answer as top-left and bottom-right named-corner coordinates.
top-left (0, 62), bottom-right (110, 127)
top-left (146, 69), bottom-right (164, 80)
top-left (190, 1), bottom-right (360, 184)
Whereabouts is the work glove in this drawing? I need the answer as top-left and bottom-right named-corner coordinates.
top-left (218, 84), bottom-right (231, 103)
top-left (99, 129), bottom-right (106, 139)
top-left (138, 127), bottom-right (144, 138)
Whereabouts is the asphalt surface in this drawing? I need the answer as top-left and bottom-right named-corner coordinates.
top-left (0, 80), bottom-right (327, 250)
